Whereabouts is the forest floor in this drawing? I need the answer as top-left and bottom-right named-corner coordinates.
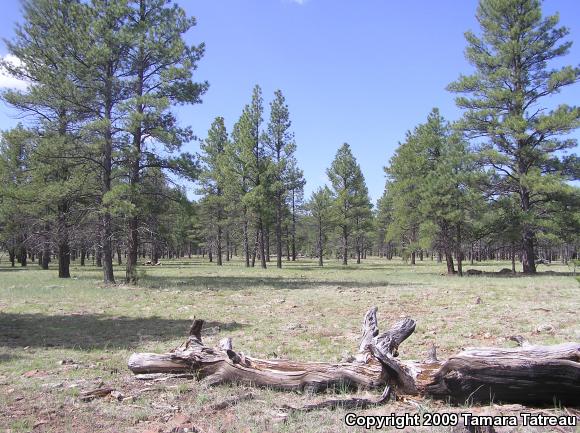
top-left (0, 257), bottom-right (578, 433)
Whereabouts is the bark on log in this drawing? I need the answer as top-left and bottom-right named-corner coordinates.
top-left (423, 343), bottom-right (580, 405)
top-left (128, 308), bottom-right (580, 406)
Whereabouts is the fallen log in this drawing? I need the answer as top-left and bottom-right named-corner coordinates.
top-left (128, 308), bottom-right (580, 406)
top-left (128, 307), bottom-right (407, 392)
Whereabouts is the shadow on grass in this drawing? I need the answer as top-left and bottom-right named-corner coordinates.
top-left (0, 352), bottom-right (21, 363)
top-left (0, 267), bottom-right (33, 272)
top-left (137, 275), bottom-right (417, 291)
top-left (0, 313), bottom-right (245, 350)
top-left (464, 271), bottom-right (575, 278)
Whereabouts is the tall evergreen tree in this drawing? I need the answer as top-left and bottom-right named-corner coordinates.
top-left (1, 0), bottom-right (93, 278)
top-left (73, 0), bottom-right (132, 284)
top-left (375, 186), bottom-right (395, 259)
top-left (231, 86), bottom-right (270, 268)
top-left (306, 186), bottom-right (334, 266)
top-left (327, 143), bottom-right (368, 265)
top-left (264, 90), bottom-right (296, 269)
top-left (286, 160), bottom-right (305, 261)
top-left (384, 131), bottom-right (423, 265)
top-left (123, 0), bottom-right (207, 282)
top-left (198, 117), bottom-right (228, 266)
top-left (386, 109), bottom-right (481, 274)
top-left (448, 0), bottom-right (580, 274)
top-left (0, 127), bottom-right (34, 268)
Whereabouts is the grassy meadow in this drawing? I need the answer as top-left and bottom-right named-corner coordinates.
top-left (0, 257), bottom-right (578, 433)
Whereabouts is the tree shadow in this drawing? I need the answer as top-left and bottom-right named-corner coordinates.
top-left (0, 267), bottom-right (33, 272)
top-left (465, 270), bottom-right (575, 278)
top-left (0, 313), bottom-right (245, 350)
top-left (137, 275), bottom-right (417, 291)
top-left (0, 352), bottom-right (21, 363)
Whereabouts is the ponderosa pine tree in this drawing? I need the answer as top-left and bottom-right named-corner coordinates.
top-left (232, 86), bottom-right (270, 268)
top-left (352, 181), bottom-right (373, 264)
top-left (416, 110), bottom-right (480, 276)
top-left (264, 90), bottom-right (296, 269)
top-left (225, 115), bottom-right (253, 267)
top-left (1, 0), bottom-right (94, 278)
top-left (0, 126), bottom-right (34, 268)
top-left (306, 186), bottom-right (334, 266)
top-left (198, 117), bottom-right (228, 266)
top-left (286, 160), bottom-right (305, 261)
top-left (384, 132), bottom-right (423, 265)
top-left (375, 186), bottom-right (395, 259)
top-left (327, 143), bottom-right (368, 265)
top-left (448, 0), bottom-right (580, 274)
top-left (123, 0), bottom-right (207, 283)
top-left (70, 0), bottom-right (132, 284)
top-left (386, 109), bottom-right (481, 274)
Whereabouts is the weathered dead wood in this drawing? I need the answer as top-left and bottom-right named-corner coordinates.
top-left (128, 317), bottom-right (393, 392)
top-left (128, 308), bottom-right (580, 406)
top-left (79, 387), bottom-right (114, 402)
top-left (282, 385), bottom-right (393, 412)
top-left (205, 392), bottom-right (255, 411)
top-left (424, 343), bottom-right (580, 405)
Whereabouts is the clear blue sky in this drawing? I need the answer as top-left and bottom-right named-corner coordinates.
top-left (0, 0), bottom-right (578, 202)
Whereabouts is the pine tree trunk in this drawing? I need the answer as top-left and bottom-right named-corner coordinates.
top-left (286, 226), bottom-right (291, 261)
top-left (265, 228), bottom-right (270, 263)
top-left (251, 229), bottom-right (258, 268)
top-left (20, 245), bottom-right (27, 267)
top-left (456, 223), bottom-right (463, 277)
top-left (80, 247), bottom-right (86, 267)
top-left (102, 214), bottom-right (115, 282)
top-left (125, 3), bottom-right (145, 283)
top-left (410, 251), bottom-right (416, 265)
top-left (259, 219), bottom-right (267, 269)
top-left (58, 240), bottom-right (70, 278)
top-left (9, 248), bottom-right (15, 267)
top-left (470, 243), bottom-right (474, 265)
top-left (96, 248), bottom-right (102, 267)
top-left (41, 223), bottom-right (50, 270)
top-left (57, 208), bottom-right (70, 278)
top-left (291, 190), bottom-right (297, 261)
top-left (101, 61), bottom-right (116, 284)
top-left (318, 218), bottom-right (323, 267)
top-left (445, 251), bottom-right (455, 274)
top-left (217, 226), bottom-right (223, 266)
top-left (342, 226), bottom-right (348, 266)
top-left (126, 217), bottom-right (139, 283)
top-left (520, 183), bottom-right (536, 275)
top-left (276, 194), bottom-right (282, 268)
top-left (225, 231), bottom-right (230, 261)
top-left (243, 214), bottom-right (250, 268)
top-left (42, 237), bottom-right (50, 270)
top-left (152, 243), bottom-right (160, 264)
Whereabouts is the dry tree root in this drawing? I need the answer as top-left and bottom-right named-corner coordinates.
top-left (128, 307), bottom-right (580, 407)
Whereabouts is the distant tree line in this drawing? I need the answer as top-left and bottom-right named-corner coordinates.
top-left (0, 0), bottom-right (578, 279)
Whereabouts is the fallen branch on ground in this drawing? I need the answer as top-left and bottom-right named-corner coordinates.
top-left (128, 307), bottom-right (580, 406)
